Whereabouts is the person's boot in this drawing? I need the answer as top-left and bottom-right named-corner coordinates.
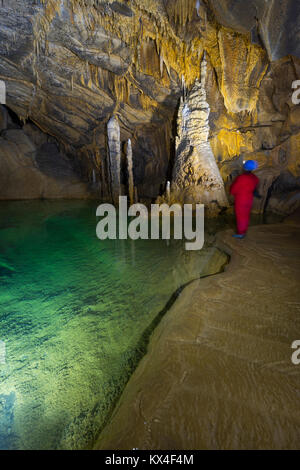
top-left (232, 233), bottom-right (245, 239)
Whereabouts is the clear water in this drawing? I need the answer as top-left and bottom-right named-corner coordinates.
top-left (0, 200), bottom-right (230, 450)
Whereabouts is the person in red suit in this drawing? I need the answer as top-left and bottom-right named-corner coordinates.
top-left (230, 160), bottom-right (260, 238)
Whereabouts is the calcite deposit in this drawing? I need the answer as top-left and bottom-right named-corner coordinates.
top-left (0, 0), bottom-right (299, 212)
top-left (107, 115), bottom-right (121, 204)
top-left (170, 55), bottom-right (229, 215)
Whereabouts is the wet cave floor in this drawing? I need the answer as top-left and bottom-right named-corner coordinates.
top-left (96, 211), bottom-right (300, 450)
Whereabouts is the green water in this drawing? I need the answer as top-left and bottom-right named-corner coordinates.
top-left (0, 200), bottom-right (232, 450)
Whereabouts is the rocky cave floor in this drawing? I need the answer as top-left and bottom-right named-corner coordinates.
top-left (94, 210), bottom-right (300, 450)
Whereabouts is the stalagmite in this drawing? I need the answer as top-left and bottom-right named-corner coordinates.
top-left (171, 55), bottom-right (229, 216)
top-left (107, 116), bottom-right (121, 205)
top-left (166, 181), bottom-right (171, 202)
top-left (126, 139), bottom-right (134, 206)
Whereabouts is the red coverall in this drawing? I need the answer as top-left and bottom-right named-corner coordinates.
top-left (230, 172), bottom-right (259, 235)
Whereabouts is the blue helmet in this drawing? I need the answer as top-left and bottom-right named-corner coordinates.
top-left (243, 160), bottom-right (258, 171)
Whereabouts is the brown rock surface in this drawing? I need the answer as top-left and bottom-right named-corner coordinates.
top-left (0, 112), bottom-right (93, 199)
top-left (0, 1), bottom-right (299, 205)
top-left (95, 217), bottom-right (300, 449)
top-left (208, 0), bottom-right (300, 61)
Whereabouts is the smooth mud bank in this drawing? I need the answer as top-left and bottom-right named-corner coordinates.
top-left (95, 213), bottom-right (300, 450)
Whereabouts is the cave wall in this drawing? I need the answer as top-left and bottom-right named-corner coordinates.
top-left (0, 0), bottom-right (299, 211)
top-left (0, 105), bottom-right (93, 199)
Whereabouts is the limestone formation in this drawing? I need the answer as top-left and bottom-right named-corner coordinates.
top-left (107, 115), bottom-right (121, 205)
top-left (0, 0), bottom-right (299, 212)
top-left (171, 56), bottom-right (229, 215)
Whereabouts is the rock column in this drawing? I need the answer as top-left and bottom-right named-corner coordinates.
top-left (172, 55), bottom-right (229, 215)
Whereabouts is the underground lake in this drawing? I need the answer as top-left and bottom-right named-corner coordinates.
top-left (0, 199), bottom-right (234, 450)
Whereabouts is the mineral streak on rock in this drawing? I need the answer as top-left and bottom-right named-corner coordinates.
top-left (107, 115), bottom-right (121, 205)
top-left (172, 55), bottom-right (229, 215)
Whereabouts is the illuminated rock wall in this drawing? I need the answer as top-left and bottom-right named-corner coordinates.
top-left (0, 0), bottom-right (299, 211)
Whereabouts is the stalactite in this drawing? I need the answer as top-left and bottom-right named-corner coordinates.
top-left (62, 0), bottom-right (204, 88)
top-left (160, 53), bottom-right (164, 77)
top-left (28, 0), bottom-right (220, 207)
top-left (170, 0), bottom-right (196, 26)
top-left (36, 0), bottom-right (62, 38)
